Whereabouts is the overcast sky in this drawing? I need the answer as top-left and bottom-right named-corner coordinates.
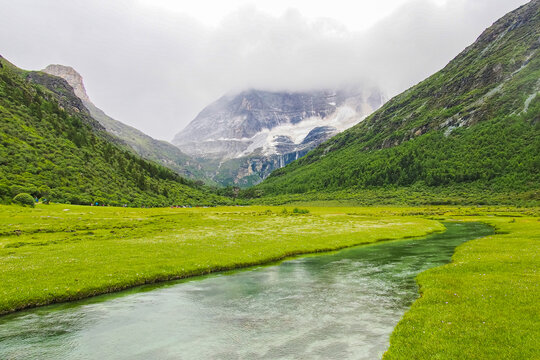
top-left (0, 0), bottom-right (529, 140)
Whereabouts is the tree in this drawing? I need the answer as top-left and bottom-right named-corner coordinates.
top-left (0, 183), bottom-right (10, 199)
top-left (13, 193), bottom-right (35, 207)
top-left (38, 185), bottom-right (51, 199)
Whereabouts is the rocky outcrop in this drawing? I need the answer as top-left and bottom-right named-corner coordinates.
top-left (43, 65), bottom-right (91, 103)
top-left (25, 71), bottom-right (104, 132)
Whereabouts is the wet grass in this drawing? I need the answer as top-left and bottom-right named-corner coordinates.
top-left (2, 204), bottom-right (537, 358)
top-left (384, 213), bottom-right (539, 359)
top-left (0, 204), bottom-right (444, 315)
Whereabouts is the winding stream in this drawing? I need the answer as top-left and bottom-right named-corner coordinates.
top-left (0, 222), bottom-right (492, 360)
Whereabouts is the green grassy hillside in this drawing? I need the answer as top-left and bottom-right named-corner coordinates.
top-left (0, 57), bottom-right (229, 206)
top-left (82, 100), bottom-right (212, 183)
top-left (254, 1), bottom-right (540, 205)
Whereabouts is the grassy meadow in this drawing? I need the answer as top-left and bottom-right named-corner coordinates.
top-left (0, 203), bottom-right (444, 315)
top-left (1, 203), bottom-right (538, 359)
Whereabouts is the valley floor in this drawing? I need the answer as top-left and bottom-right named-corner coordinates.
top-left (0, 204), bottom-right (538, 358)
top-left (0, 204), bottom-right (444, 315)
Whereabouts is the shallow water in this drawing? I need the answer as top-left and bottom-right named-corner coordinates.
top-left (0, 222), bottom-right (492, 360)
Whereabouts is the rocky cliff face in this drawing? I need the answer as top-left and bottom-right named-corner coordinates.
top-left (173, 87), bottom-right (386, 185)
top-left (43, 65), bottom-right (91, 103)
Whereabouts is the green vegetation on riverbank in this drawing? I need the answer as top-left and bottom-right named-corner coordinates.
top-left (384, 213), bottom-right (540, 359)
top-left (1, 204), bottom-right (538, 360)
top-left (0, 204), bottom-right (443, 315)
top-left (243, 186), bottom-right (540, 207)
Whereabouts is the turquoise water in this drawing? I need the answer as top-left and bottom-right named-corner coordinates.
top-left (0, 222), bottom-right (493, 360)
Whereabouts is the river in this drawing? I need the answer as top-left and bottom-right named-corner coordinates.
top-left (0, 222), bottom-right (492, 360)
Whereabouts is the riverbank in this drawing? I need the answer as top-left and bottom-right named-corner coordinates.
top-left (384, 213), bottom-right (540, 359)
top-left (2, 204), bottom-right (537, 358)
top-left (0, 204), bottom-right (444, 315)
top-left (0, 222), bottom-right (494, 359)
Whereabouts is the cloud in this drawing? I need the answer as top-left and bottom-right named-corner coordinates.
top-left (0, 0), bottom-right (529, 140)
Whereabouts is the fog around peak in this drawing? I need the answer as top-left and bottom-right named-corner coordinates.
top-left (0, 0), bottom-right (529, 140)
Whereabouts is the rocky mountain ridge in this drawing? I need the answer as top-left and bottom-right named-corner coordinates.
top-left (173, 88), bottom-right (385, 159)
top-left (42, 65), bottom-right (207, 181)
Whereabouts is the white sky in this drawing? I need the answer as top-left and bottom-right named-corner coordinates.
top-left (136, 0), bottom-right (443, 30)
top-left (0, 0), bottom-right (530, 140)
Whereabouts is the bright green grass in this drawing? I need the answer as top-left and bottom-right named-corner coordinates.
top-left (384, 214), bottom-right (540, 359)
top-left (0, 204), bottom-right (444, 315)
top-left (2, 204), bottom-right (538, 358)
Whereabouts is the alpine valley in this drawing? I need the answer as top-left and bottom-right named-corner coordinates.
top-left (44, 65), bottom-right (386, 188)
top-left (0, 2), bottom-right (539, 360)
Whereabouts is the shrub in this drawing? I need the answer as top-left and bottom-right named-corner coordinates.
top-left (68, 194), bottom-right (92, 205)
top-left (0, 183), bottom-right (10, 203)
top-left (13, 193), bottom-right (36, 207)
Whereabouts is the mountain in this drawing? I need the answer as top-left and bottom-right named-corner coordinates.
top-left (173, 88), bottom-right (385, 186)
top-left (253, 1), bottom-right (540, 205)
top-left (42, 65), bottom-right (207, 181)
top-left (0, 56), bottom-right (229, 206)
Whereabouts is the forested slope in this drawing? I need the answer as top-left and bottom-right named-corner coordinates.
top-left (0, 56), bottom-right (229, 206)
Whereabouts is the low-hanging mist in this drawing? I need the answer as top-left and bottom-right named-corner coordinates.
top-left (0, 0), bottom-right (529, 139)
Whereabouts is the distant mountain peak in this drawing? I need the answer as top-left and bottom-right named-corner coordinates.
top-left (170, 87), bottom-right (385, 186)
top-left (43, 64), bottom-right (91, 103)
top-left (173, 87), bottom-right (385, 160)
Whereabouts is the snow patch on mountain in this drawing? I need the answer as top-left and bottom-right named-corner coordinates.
top-left (240, 105), bottom-right (362, 157)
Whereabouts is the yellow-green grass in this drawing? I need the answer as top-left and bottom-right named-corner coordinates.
top-left (384, 214), bottom-right (540, 359)
top-left (0, 204), bottom-right (444, 315)
top-left (2, 203), bottom-right (537, 358)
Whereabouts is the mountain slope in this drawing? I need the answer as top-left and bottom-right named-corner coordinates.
top-left (173, 88), bottom-right (385, 186)
top-left (0, 56), bottom-right (228, 206)
top-left (255, 1), bottom-right (540, 204)
top-left (42, 65), bottom-right (208, 182)
top-left (173, 88), bottom-right (384, 159)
